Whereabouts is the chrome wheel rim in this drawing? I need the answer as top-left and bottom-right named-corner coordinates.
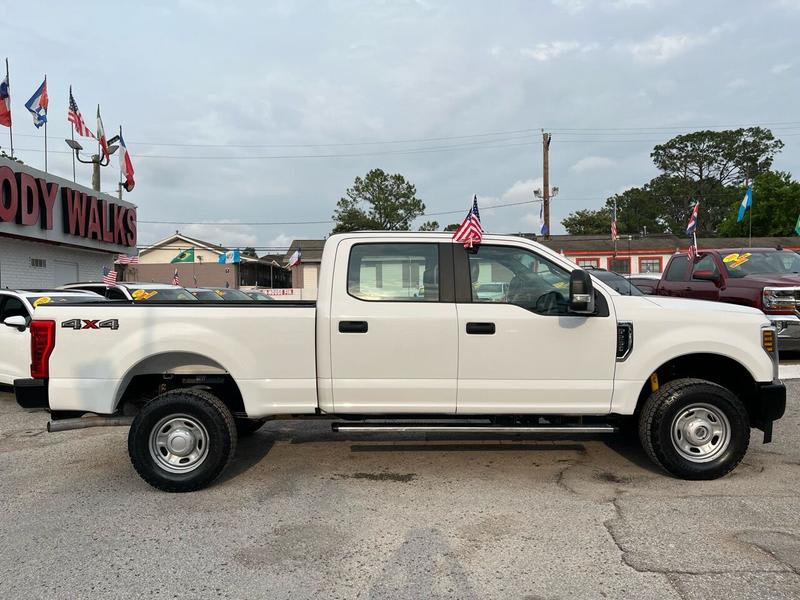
top-left (149, 414), bottom-right (209, 474)
top-left (670, 403), bottom-right (730, 463)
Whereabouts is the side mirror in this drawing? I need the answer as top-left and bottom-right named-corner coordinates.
top-left (3, 315), bottom-right (29, 331)
top-left (569, 270), bottom-right (595, 315)
top-left (693, 269), bottom-right (720, 283)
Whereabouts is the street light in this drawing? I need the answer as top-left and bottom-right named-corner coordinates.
top-left (64, 138), bottom-right (119, 192)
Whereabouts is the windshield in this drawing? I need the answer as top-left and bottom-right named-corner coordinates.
top-left (590, 271), bottom-right (644, 296)
top-left (130, 288), bottom-right (198, 302)
top-left (722, 251), bottom-right (800, 278)
top-left (246, 291), bottom-right (275, 301)
top-left (26, 295), bottom-right (108, 307)
top-left (210, 289), bottom-right (253, 301)
top-left (191, 290), bottom-right (225, 301)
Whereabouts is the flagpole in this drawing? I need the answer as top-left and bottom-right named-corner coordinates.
top-left (5, 58), bottom-right (13, 158)
top-left (70, 123), bottom-right (76, 182)
top-left (613, 197), bottom-right (618, 255)
top-left (43, 74), bottom-right (48, 172)
top-left (747, 179), bottom-right (752, 248)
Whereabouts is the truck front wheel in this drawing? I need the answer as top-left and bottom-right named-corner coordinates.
top-left (638, 378), bottom-right (750, 480)
top-left (128, 388), bottom-right (237, 492)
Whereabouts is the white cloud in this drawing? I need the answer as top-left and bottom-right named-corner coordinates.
top-left (726, 77), bottom-right (750, 89)
top-left (624, 24), bottom-right (734, 63)
top-left (179, 221), bottom-right (259, 249)
top-left (521, 41), bottom-right (597, 62)
top-left (771, 63), bottom-right (792, 75)
top-left (571, 156), bottom-right (617, 172)
top-left (501, 178), bottom-right (544, 204)
top-left (550, 0), bottom-right (589, 13)
top-left (267, 233), bottom-right (293, 250)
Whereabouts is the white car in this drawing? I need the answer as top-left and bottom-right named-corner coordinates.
top-left (0, 289), bottom-right (106, 386)
top-left (14, 233), bottom-right (785, 492)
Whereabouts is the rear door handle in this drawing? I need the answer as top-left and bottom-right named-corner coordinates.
top-left (339, 320), bottom-right (368, 333)
top-left (466, 322), bottom-right (495, 335)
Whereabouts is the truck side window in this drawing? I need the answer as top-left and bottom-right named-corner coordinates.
top-left (691, 254), bottom-right (719, 278)
top-left (348, 243), bottom-right (439, 302)
top-left (468, 246), bottom-right (571, 315)
top-left (664, 255), bottom-right (690, 281)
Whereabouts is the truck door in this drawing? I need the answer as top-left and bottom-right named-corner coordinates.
top-left (659, 255), bottom-right (692, 297)
top-left (328, 240), bottom-right (458, 413)
top-left (688, 254), bottom-right (722, 301)
top-left (454, 244), bottom-right (617, 414)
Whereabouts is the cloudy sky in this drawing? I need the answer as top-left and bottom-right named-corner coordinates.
top-left (2, 0), bottom-right (799, 252)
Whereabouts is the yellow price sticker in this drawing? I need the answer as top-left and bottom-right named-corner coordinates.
top-left (722, 252), bottom-right (751, 269)
top-left (32, 296), bottom-right (51, 307)
top-left (132, 289), bottom-right (159, 301)
top-left (553, 282), bottom-right (568, 289)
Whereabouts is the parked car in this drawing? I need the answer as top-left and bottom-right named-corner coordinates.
top-left (15, 233), bottom-right (784, 491)
top-left (625, 273), bottom-right (661, 295)
top-left (474, 282), bottom-right (509, 302)
top-left (187, 288), bottom-right (255, 302)
top-left (0, 289), bottom-right (106, 385)
top-left (61, 282), bottom-right (198, 303)
top-left (244, 290), bottom-right (275, 302)
top-left (655, 248), bottom-right (800, 350)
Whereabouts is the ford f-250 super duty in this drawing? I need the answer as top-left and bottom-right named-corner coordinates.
top-left (12, 233), bottom-right (786, 492)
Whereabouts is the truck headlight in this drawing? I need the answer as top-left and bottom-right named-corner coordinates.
top-left (762, 287), bottom-right (799, 310)
top-left (762, 328), bottom-right (776, 353)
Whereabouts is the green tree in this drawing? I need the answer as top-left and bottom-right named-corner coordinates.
top-left (241, 247), bottom-right (258, 258)
top-left (718, 171), bottom-right (800, 237)
top-left (443, 223), bottom-right (460, 232)
top-left (332, 168), bottom-right (425, 234)
top-left (561, 208), bottom-right (612, 235)
top-left (651, 127), bottom-right (783, 187)
top-left (418, 220), bottom-right (439, 231)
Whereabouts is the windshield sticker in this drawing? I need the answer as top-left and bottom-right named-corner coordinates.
top-left (215, 290), bottom-right (225, 296)
top-left (722, 252), bottom-right (752, 269)
top-left (32, 296), bottom-right (52, 307)
top-left (132, 289), bottom-right (159, 301)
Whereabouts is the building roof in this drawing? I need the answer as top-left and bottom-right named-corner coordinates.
top-left (139, 232), bottom-right (227, 256)
top-left (284, 239), bottom-right (326, 264)
top-left (536, 234), bottom-right (800, 255)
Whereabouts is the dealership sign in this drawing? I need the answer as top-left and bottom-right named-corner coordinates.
top-left (0, 158), bottom-right (137, 251)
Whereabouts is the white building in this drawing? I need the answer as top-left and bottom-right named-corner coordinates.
top-left (0, 158), bottom-right (137, 289)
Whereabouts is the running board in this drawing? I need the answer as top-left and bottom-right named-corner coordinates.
top-left (331, 423), bottom-right (617, 434)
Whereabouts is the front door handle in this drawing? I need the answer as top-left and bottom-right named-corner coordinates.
top-left (466, 322), bottom-right (495, 335)
top-left (339, 320), bottom-right (368, 333)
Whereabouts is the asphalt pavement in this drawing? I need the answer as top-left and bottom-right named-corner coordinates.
top-left (1, 385), bottom-right (799, 600)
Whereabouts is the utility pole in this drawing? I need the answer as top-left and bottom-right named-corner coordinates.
top-left (542, 131), bottom-right (551, 240)
top-left (535, 131), bottom-right (558, 240)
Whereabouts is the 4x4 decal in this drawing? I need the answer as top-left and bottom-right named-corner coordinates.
top-left (61, 319), bottom-right (119, 330)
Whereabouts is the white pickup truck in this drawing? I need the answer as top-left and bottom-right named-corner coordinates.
top-left (13, 233), bottom-right (786, 492)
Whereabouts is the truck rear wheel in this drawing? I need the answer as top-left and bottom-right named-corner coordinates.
top-left (638, 378), bottom-right (750, 480)
top-left (128, 388), bottom-right (237, 492)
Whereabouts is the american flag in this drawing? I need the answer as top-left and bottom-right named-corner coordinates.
top-left (172, 268), bottom-right (180, 286)
top-left (611, 202), bottom-right (618, 241)
top-left (115, 253), bottom-right (139, 265)
top-left (688, 242), bottom-right (697, 262)
top-left (452, 195), bottom-right (483, 248)
top-left (68, 87), bottom-right (94, 139)
top-left (686, 200), bottom-right (700, 236)
top-left (102, 266), bottom-right (117, 285)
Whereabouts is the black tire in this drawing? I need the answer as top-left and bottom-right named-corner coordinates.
top-left (235, 417), bottom-right (268, 437)
top-left (638, 378), bottom-right (750, 480)
top-left (128, 388), bottom-right (237, 492)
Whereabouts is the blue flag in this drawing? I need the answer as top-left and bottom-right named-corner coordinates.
top-left (737, 185), bottom-right (753, 223)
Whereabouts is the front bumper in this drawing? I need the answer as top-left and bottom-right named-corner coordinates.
top-left (14, 378), bottom-right (49, 410)
top-left (767, 314), bottom-right (800, 351)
